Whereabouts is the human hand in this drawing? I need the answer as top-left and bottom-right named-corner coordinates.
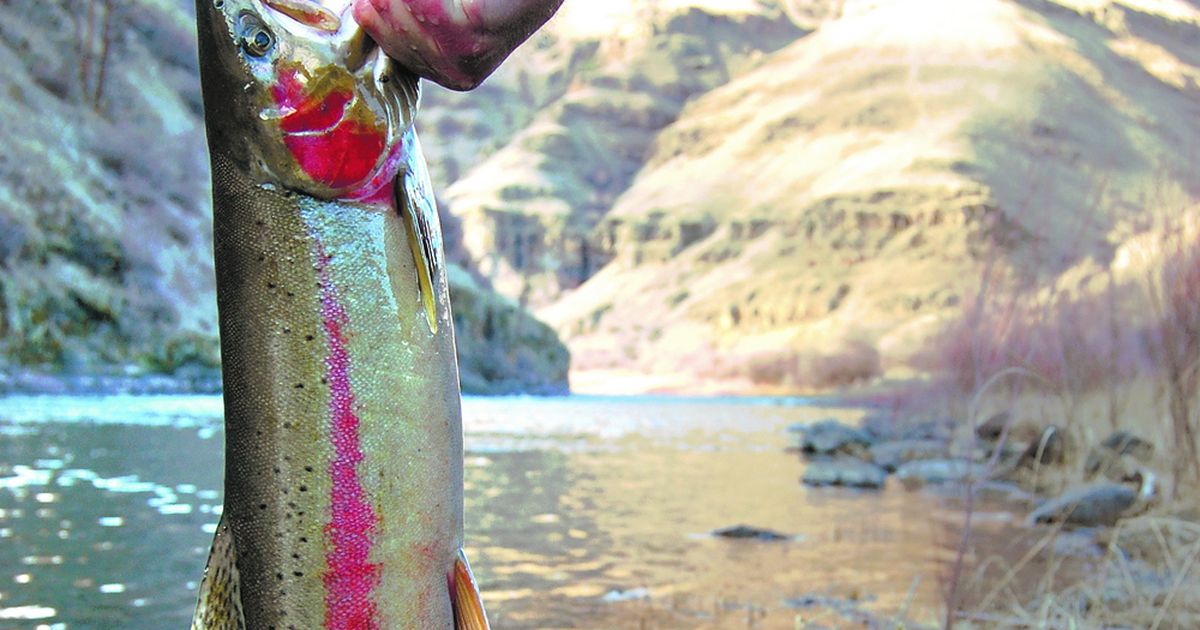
top-left (353, 0), bottom-right (564, 90)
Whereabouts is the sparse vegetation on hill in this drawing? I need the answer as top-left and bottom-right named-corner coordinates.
top-left (0, 0), bottom-right (568, 394)
top-left (421, 0), bottom-right (1200, 394)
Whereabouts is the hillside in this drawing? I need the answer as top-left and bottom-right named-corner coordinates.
top-left (428, 0), bottom-right (1200, 392)
top-left (420, 0), bottom-right (807, 307)
top-left (0, 0), bottom-right (567, 394)
top-left (1, 0), bottom-right (1197, 395)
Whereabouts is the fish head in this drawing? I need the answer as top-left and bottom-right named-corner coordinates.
top-left (196, 0), bottom-right (417, 200)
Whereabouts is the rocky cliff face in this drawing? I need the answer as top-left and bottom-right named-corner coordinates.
top-left (429, 0), bottom-right (1200, 391)
top-left (424, 0), bottom-right (808, 306)
top-left (6, 0), bottom-right (1196, 394)
top-left (0, 0), bottom-right (568, 394)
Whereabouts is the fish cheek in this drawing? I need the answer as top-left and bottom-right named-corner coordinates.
top-left (281, 120), bottom-right (387, 192)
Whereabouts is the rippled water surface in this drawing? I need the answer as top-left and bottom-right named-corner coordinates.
top-left (0, 394), bottom-right (979, 628)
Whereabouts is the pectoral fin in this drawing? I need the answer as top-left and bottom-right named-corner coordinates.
top-left (451, 549), bottom-right (490, 630)
top-left (191, 515), bottom-right (246, 630)
top-left (394, 131), bottom-right (444, 335)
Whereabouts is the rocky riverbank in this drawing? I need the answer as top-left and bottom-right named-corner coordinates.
top-left (790, 414), bottom-right (1160, 525)
top-left (787, 408), bottom-right (1200, 627)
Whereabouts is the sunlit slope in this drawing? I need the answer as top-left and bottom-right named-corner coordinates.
top-left (424, 1), bottom-right (807, 305)
top-left (535, 0), bottom-right (1200, 388)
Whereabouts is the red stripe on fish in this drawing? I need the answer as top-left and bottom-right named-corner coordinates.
top-left (314, 244), bottom-right (381, 630)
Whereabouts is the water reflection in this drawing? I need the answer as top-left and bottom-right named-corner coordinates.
top-left (0, 395), bottom-right (972, 628)
top-left (0, 418), bottom-right (222, 629)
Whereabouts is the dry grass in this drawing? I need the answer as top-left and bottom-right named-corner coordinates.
top-left (949, 515), bottom-right (1200, 628)
top-left (916, 204), bottom-right (1200, 627)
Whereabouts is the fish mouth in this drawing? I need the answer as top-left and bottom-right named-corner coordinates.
top-left (262, 0), bottom-right (342, 32)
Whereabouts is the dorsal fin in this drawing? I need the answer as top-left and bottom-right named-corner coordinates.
top-left (191, 515), bottom-right (246, 630)
top-left (394, 131), bottom-right (444, 335)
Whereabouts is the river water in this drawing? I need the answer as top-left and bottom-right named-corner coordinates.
top-left (0, 394), bottom-right (1004, 628)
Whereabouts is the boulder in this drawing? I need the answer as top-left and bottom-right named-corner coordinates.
top-left (1021, 425), bottom-right (1066, 465)
top-left (1100, 431), bottom-right (1154, 461)
top-left (1085, 431), bottom-right (1155, 480)
top-left (895, 459), bottom-right (987, 489)
top-left (861, 414), bottom-right (953, 442)
top-left (869, 439), bottom-right (946, 472)
top-left (1084, 450), bottom-right (1143, 483)
top-left (712, 524), bottom-right (790, 541)
top-left (975, 411), bottom-right (1042, 444)
top-left (1028, 483), bottom-right (1139, 527)
top-left (802, 458), bottom-right (887, 489)
top-left (975, 411), bottom-right (1011, 442)
top-left (798, 419), bottom-right (874, 457)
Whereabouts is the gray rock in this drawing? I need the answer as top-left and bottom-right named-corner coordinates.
top-left (869, 439), bottom-right (946, 472)
top-left (1021, 425), bottom-right (1066, 465)
top-left (712, 524), bottom-right (790, 540)
top-left (1028, 483), bottom-right (1139, 527)
top-left (1100, 431), bottom-right (1154, 461)
top-left (975, 411), bottom-right (1043, 444)
top-left (895, 459), bottom-right (988, 489)
top-left (975, 411), bottom-right (1012, 442)
top-left (799, 419), bottom-right (874, 457)
top-left (861, 414), bottom-right (953, 442)
top-left (1085, 431), bottom-right (1155, 480)
top-left (1084, 450), bottom-right (1143, 483)
top-left (802, 458), bottom-right (887, 489)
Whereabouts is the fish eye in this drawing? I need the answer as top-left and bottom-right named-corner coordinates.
top-left (237, 14), bottom-right (275, 58)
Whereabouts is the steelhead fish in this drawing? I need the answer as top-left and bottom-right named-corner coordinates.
top-left (191, 0), bottom-right (487, 627)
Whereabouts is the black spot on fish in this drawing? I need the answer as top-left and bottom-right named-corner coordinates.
top-left (276, 572), bottom-right (283, 581)
top-left (267, 282), bottom-right (276, 289)
top-left (283, 327), bottom-right (291, 334)
top-left (294, 383), bottom-right (304, 389)
top-left (299, 536), bottom-right (308, 543)
top-left (293, 571), bottom-right (303, 577)
top-left (305, 335), bottom-right (314, 341)
top-left (259, 503), bottom-right (267, 510)
top-left (299, 485), bottom-right (308, 492)
top-left (304, 465), bottom-right (313, 472)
